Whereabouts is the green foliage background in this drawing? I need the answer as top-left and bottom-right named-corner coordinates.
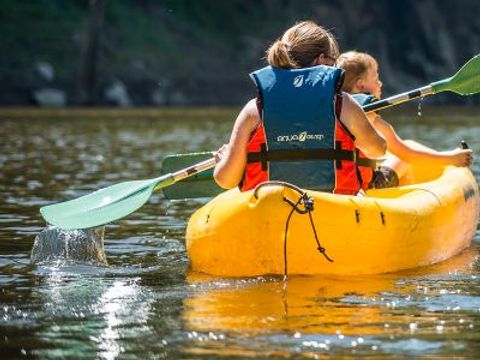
top-left (1, 0), bottom-right (480, 105)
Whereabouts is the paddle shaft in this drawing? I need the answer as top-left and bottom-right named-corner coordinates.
top-left (155, 157), bottom-right (217, 191)
top-left (363, 85), bottom-right (434, 113)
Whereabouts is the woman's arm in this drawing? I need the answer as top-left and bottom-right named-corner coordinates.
top-left (340, 93), bottom-right (387, 158)
top-left (214, 99), bottom-right (260, 189)
top-left (373, 116), bottom-right (473, 167)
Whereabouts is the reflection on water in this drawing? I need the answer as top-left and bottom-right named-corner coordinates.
top-left (0, 106), bottom-right (480, 358)
top-left (183, 247), bottom-right (480, 357)
top-left (33, 268), bottom-right (155, 360)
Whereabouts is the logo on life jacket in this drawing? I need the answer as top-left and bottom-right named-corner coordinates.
top-left (293, 75), bottom-right (304, 88)
top-left (277, 131), bottom-right (324, 142)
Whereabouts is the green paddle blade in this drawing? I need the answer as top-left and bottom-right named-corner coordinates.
top-left (161, 152), bottom-right (223, 200)
top-left (431, 54), bottom-right (480, 95)
top-left (40, 174), bottom-right (174, 230)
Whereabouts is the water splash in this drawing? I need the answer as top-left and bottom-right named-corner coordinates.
top-left (31, 226), bottom-right (108, 265)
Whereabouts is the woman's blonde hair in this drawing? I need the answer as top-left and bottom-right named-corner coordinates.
top-left (266, 21), bottom-right (339, 69)
top-left (336, 51), bottom-right (377, 92)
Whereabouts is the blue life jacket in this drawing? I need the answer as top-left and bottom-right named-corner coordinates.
top-left (351, 93), bottom-right (377, 107)
top-left (249, 65), bottom-right (346, 191)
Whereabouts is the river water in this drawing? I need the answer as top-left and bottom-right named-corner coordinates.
top-left (1, 106), bottom-right (480, 359)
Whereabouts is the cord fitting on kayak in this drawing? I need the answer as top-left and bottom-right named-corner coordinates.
top-left (252, 181), bottom-right (335, 279)
top-left (252, 181), bottom-right (333, 275)
top-left (283, 193), bottom-right (313, 214)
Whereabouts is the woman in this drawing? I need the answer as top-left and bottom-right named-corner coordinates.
top-left (214, 21), bottom-right (386, 195)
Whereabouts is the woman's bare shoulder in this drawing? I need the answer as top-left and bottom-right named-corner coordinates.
top-left (244, 98), bottom-right (260, 117)
top-left (238, 98), bottom-right (261, 129)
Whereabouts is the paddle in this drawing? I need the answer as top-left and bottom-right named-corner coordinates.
top-left (363, 53), bottom-right (480, 112)
top-left (40, 53), bottom-right (480, 229)
top-left (40, 157), bottom-right (217, 229)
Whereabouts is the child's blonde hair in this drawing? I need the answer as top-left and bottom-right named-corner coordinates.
top-left (336, 51), bottom-right (377, 92)
top-left (266, 21), bottom-right (339, 69)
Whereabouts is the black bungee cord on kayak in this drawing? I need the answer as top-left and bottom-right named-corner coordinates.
top-left (253, 181), bottom-right (333, 278)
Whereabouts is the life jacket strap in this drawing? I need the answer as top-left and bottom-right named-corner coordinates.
top-left (247, 147), bottom-right (376, 168)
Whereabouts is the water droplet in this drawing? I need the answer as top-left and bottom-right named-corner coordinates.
top-left (417, 97), bottom-right (424, 116)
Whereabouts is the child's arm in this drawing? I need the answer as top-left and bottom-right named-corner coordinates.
top-left (371, 114), bottom-right (473, 167)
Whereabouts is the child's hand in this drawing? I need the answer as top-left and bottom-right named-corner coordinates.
top-left (214, 144), bottom-right (228, 163)
top-left (445, 148), bottom-right (473, 167)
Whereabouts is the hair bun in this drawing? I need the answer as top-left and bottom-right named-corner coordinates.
top-left (267, 39), bottom-right (296, 69)
top-left (265, 21), bottom-right (338, 69)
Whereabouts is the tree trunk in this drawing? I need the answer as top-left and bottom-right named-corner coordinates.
top-left (76, 0), bottom-right (105, 105)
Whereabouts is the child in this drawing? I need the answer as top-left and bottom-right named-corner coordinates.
top-left (336, 51), bottom-right (472, 188)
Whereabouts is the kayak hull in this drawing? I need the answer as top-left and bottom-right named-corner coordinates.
top-left (186, 165), bottom-right (479, 277)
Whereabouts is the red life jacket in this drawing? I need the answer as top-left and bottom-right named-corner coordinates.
top-left (240, 97), bottom-right (375, 194)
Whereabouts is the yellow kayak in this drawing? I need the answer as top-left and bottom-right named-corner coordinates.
top-left (186, 162), bottom-right (479, 277)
